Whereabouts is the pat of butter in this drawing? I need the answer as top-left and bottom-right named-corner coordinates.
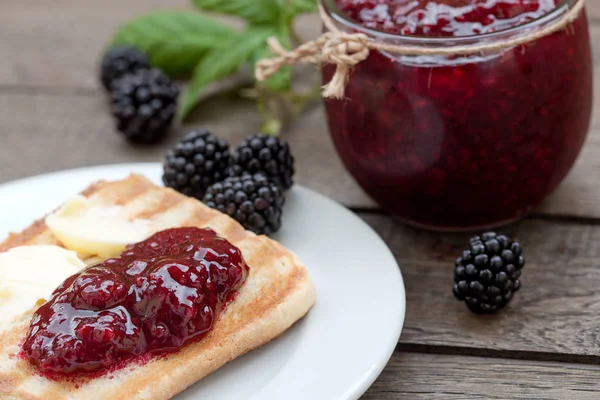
top-left (0, 245), bottom-right (85, 324)
top-left (45, 195), bottom-right (150, 258)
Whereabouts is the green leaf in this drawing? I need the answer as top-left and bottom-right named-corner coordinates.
top-left (290, 0), bottom-right (318, 14)
top-left (178, 26), bottom-right (276, 121)
top-left (251, 30), bottom-right (292, 91)
top-left (110, 12), bottom-right (238, 77)
top-left (190, 0), bottom-right (281, 24)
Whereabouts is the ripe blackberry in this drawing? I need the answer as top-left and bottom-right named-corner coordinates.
top-left (453, 231), bottom-right (525, 313)
top-left (162, 130), bottom-right (231, 199)
top-left (111, 69), bottom-right (178, 144)
top-left (203, 174), bottom-right (284, 235)
top-left (100, 46), bottom-right (150, 90)
top-left (231, 134), bottom-right (294, 190)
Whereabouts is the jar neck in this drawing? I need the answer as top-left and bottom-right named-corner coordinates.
top-left (320, 0), bottom-right (582, 48)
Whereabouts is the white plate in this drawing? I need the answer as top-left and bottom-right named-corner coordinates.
top-left (0, 163), bottom-right (405, 400)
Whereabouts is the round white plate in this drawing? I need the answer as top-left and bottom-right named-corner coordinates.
top-left (0, 163), bottom-right (405, 400)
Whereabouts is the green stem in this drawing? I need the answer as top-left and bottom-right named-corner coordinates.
top-left (257, 91), bottom-right (285, 136)
top-left (261, 117), bottom-right (284, 136)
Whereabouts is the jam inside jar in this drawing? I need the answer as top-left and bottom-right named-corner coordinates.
top-left (323, 0), bottom-right (592, 230)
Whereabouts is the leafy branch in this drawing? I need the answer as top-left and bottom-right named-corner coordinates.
top-left (109, 0), bottom-right (318, 135)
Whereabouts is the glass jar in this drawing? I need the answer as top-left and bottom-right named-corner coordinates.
top-left (322, 0), bottom-right (592, 230)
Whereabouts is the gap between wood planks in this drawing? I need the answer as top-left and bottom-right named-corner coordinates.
top-left (352, 207), bottom-right (600, 226)
top-left (395, 342), bottom-right (600, 365)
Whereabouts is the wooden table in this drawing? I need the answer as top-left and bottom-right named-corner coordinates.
top-left (3, 1), bottom-right (600, 398)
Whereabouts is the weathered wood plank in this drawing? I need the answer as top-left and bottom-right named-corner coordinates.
top-left (0, 0), bottom-right (189, 89)
top-left (586, 0), bottom-right (600, 21)
top-left (537, 133), bottom-right (600, 219)
top-left (363, 352), bottom-right (600, 399)
top-left (0, 91), bottom-right (370, 206)
top-left (0, 0), bottom-right (319, 90)
top-left (359, 212), bottom-right (600, 359)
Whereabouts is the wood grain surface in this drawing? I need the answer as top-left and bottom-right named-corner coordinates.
top-left (0, 0), bottom-right (317, 90)
top-left (0, 0), bottom-right (188, 90)
top-left (0, 92), bottom-right (371, 206)
top-left (363, 352), bottom-right (600, 399)
top-left (360, 213), bottom-right (600, 360)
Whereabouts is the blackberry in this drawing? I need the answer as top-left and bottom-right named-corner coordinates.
top-left (231, 134), bottom-right (294, 190)
top-left (163, 130), bottom-right (231, 199)
top-left (453, 231), bottom-right (525, 314)
top-left (111, 69), bottom-right (178, 144)
top-left (100, 46), bottom-right (150, 90)
top-left (203, 174), bottom-right (284, 235)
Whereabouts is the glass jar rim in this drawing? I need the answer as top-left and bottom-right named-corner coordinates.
top-left (320, 0), bottom-right (580, 45)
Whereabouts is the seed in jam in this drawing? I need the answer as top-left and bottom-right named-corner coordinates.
top-left (23, 227), bottom-right (249, 374)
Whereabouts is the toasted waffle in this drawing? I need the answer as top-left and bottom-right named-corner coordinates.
top-left (0, 174), bottom-right (316, 399)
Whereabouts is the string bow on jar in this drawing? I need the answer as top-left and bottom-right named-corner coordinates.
top-left (255, 0), bottom-right (586, 99)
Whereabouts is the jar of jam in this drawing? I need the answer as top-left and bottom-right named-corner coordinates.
top-left (322, 0), bottom-right (592, 230)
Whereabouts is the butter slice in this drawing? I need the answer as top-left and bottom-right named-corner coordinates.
top-left (0, 245), bottom-right (85, 324)
top-left (45, 195), bottom-right (150, 258)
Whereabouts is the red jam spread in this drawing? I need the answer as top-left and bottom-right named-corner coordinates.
top-left (337, 0), bottom-right (556, 36)
top-left (325, 0), bottom-right (592, 229)
top-left (23, 227), bottom-right (249, 374)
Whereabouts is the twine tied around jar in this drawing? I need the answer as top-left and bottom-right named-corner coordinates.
top-left (255, 0), bottom-right (585, 99)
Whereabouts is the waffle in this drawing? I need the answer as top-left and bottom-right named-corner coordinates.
top-left (0, 174), bottom-right (316, 399)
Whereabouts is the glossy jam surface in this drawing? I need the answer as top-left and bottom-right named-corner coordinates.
top-left (337, 0), bottom-right (556, 36)
top-left (325, 0), bottom-right (592, 229)
top-left (23, 227), bottom-right (248, 374)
